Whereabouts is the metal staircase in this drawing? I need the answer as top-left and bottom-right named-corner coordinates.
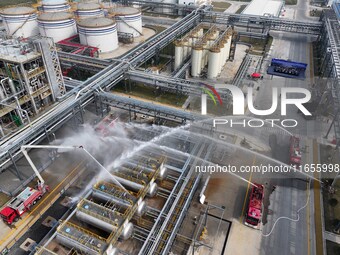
top-left (37, 37), bottom-right (66, 98)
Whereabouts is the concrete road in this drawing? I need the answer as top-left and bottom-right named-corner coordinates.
top-left (285, 0), bottom-right (320, 22)
top-left (248, 32), bottom-right (318, 255)
top-left (252, 32), bottom-right (324, 140)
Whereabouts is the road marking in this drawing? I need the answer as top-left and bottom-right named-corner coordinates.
top-left (240, 155), bottom-right (256, 223)
top-left (0, 161), bottom-right (83, 247)
top-left (312, 139), bottom-right (324, 255)
top-left (309, 43), bottom-right (314, 83)
top-left (307, 176), bottom-right (311, 255)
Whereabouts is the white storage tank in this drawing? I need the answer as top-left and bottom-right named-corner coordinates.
top-left (0, 7), bottom-right (39, 38)
top-left (207, 47), bottom-right (221, 79)
top-left (110, 7), bottom-right (142, 37)
top-left (174, 40), bottom-right (183, 70)
top-left (39, 0), bottom-right (71, 13)
top-left (161, 0), bottom-right (177, 14)
top-left (191, 45), bottom-right (203, 77)
top-left (78, 17), bottom-right (118, 53)
top-left (38, 12), bottom-right (77, 43)
top-left (75, 3), bottom-right (104, 20)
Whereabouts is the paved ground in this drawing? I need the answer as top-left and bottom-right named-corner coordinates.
top-left (0, 108), bottom-right (105, 253)
top-left (6, 168), bottom-right (98, 255)
top-left (223, 1), bottom-right (248, 14)
top-left (251, 31), bottom-right (317, 255)
top-left (99, 28), bottom-right (156, 59)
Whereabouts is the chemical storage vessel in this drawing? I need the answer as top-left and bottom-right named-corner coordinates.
top-left (0, 7), bottom-right (39, 38)
top-left (78, 17), bottom-right (119, 53)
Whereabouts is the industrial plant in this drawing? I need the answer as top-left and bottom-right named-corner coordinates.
top-left (0, 0), bottom-right (339, 255)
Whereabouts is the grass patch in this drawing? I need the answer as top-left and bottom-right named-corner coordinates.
top-left (285, 0), bottom-right (297, 5)
top-left (143, 12), bottom-right (179, 19)
top-left (113, 82), bottom-right (187, 107)
top-left (144, 25), bottom-right (167, 33)
top-left (212, 1), bottom-right (231, 12)
top-left (236, 4), bottom-right (247, 14)
top-left (239, 36), bottom-right (273, 53)
top-left (0, 0), bottom-right (34, 7)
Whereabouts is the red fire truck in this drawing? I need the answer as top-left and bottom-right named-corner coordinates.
top-left (244, 183), bottom-right (264, 229)
top-left (95, 114), bottom-right (118, 137)
top-left (289, 136), bottom-right (301, 167)
top-left (0, 181), bottom-right (49, 225)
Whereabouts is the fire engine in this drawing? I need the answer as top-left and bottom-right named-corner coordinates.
top-left (289, 136), bottom-right (301, 167)
top-left (244, 183), bottom-right (264, 229)
top-left (0, 181), bottom-right (49, 225)
top-left (0, 146), bottom-right (49, 225)
top-left (95, 113), bottom-right (118, 137)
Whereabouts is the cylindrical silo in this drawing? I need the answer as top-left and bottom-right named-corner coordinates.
top-left (222, 40), bottom-right (228, 63)
top-left (38, 12), bottom-right (77, 43)
top-left (219, 42), bottom-right (225, 71)
top-left (187, 37), bottom-right (193, 57)
top-left (224, 35), bottom-right (232, 61)
top-left (74, 3), bottom-right (104, 20)
top-left (208, 48), bottom-right (221, 80)
top-left (39, 0), bottom-right (71, 13)
top-left (174, 40), bottom-right (183, 70)
top-left (198, 27), bottom-right (204, 37)
top-left (0, 7), bottom-right (39, 38)
top-left (162, 0), bottom-right (177, 14)
top-left (78, 17), bottom-right (118, 53)
top-left (191, 46), bottom-right (203, 77)
top-left (201, 39), bottom-right (208, 71)
top-left (109, 7), bottom-right (142, 38)
top-left (182, 38), bottom-right (189, 59)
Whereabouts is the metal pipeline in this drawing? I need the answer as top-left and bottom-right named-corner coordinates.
top-left (0, 101), bottom-right (31, 127)
top-left (0, 77), bottom-right (9, 99)
top-left (0, 89), bottom-right (26, 104)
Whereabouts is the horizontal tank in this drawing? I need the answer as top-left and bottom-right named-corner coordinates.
top-left (39, 0), bottom-right (71, 13)
top-left (0, 7), bottom-right (39, 38)
top-left (76, 210), bottom-right (134, 240)
top-left (75, 3), bottom-right (104, 20)
top-left (112, 172), bottom-right (158, 197)
top-left (109, 7), bottom-right (142, 37)
top-left (123, 162), bottom-right (168, 180)
top-left (76, 199), bottom-right (133, 240)
top-left (56, 234), bottom-right (100, 255)
top-left (38, 12), bottom-right (77, 43)
top-left (56, 222), bottom-right (107, 255)
top-left (78, 17), bottom-right (118, 53)
top-left (92, 183), bottom-right (148, 216)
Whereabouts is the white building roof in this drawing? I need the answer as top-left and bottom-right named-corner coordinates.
top-left (242, 0), bottom-right (283, 17)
